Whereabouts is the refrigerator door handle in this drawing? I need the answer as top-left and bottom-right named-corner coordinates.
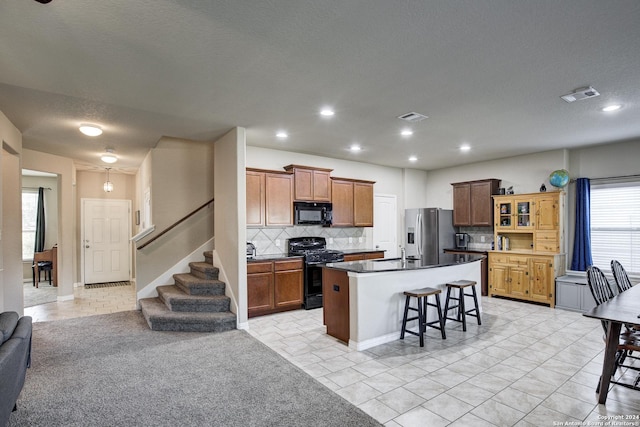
top-left (416, 213), bottom-right (422, 257)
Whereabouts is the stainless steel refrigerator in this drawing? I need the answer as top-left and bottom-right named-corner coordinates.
top-left (404, 208), bottom-right (455, 263)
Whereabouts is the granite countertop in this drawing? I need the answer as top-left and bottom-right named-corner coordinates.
top-left (247, 254), bottom-right (303, 262)
top-left (443, 248), bottom-right (489, 254)
top-left (325, 253), bottom-right (484, 273)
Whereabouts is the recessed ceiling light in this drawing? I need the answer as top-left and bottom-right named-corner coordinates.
top-left (320, 108), bottom-right (335, 117)
top-left (460, 144), bottom-right (471, 152)
top-left (349, 144), bottom-right (361, 152)
top-left (408, 155), bottom-right (418, 162)
top-left (401, 129), bottom-right (413, 137)
top-left (100, 148), bottom-right (118, 164)
top-left (79, 124), bottom-right (103, 136)
top-left (276, 131), bottom-right (288, 139)
top-left (602, 104), bottom-right (622, 112)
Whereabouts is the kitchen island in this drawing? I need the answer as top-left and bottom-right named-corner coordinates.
top-left (323, 253), bottom-right (484, 351)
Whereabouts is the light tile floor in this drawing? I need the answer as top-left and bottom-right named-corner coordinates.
top-left (24, 289), bottom-right (640, 426)
top-left (23, 283), bottom-right (137, 322)
top-left (247, 297), bottom-right (640, 427)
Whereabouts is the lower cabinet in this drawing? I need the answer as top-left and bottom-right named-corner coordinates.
top-left (248, 258), bottom-right (303, 317)
top-left (488, 253), bottom-right (565, 308)
top-left (342, 251), bottom-right (385, 262)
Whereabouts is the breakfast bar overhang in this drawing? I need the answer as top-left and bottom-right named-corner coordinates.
top-left (322, 254), bottom-right (485, 351)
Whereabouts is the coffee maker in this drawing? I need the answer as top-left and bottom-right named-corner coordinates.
top-left (455, 233), bottom-right (470, 250)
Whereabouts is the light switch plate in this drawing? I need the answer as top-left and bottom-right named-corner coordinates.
top-left (348, 237), bottom-right (353, 244)
top-left (275, 239), bottom-right (280, 247)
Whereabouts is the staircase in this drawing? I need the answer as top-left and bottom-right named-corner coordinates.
top-left (139, 251), bottom-right (236, 332)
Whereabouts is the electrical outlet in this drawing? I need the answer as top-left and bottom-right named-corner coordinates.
top-left (480, 236), bottom-right (485, 242)
top-left (275, 239), bottom-right (280, 247)
top-left (348, 237), bottom-right (353, 244)
top-left (329, 237), bottom-right (334, 244)
top-left (358, 237), bottom-right (363, 243)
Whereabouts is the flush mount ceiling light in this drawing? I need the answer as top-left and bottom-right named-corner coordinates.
top-left (560, 86), bottom-right (600, 103)
top-left (275, 131), bottom-right (288, 139)
top-left (320, 108), bottom-right (335, 117)
top-left (408, 155), bottom-right (418, 162)
top-left (349, 144), bottom-right (361, 152)
top-left (79, 124), bottom-right (103, 136)
top-left (100, 148), bottom-right (118, 164)
top-left (103, 168), bottom-right (113, 193)
top-left (602, 104), bottom-right (622, 112)
top-left (401, 129), bottom-right (414, 137)
top-left (460, 144), bottom-right (471, 152)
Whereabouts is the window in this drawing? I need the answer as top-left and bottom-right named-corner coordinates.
top-left (590, 182), bottom-right (640, 275)
top-left (22, 190), bottom-right (39, 260)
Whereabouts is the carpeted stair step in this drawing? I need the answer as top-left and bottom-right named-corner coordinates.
top-left (157, 285), bottom-right (230, 312)
top-left (139, 297), bottom-right (236, 332)
top-left (189, 262), bottom-right (219, 280)
top-left (173, 273), bottom-right (226, 296)
top-left (203, 251), bottom-right (213, 265)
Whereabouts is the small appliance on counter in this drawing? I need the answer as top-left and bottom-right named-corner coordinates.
top-left (246, 242), bottom-right (256, 259)
top-left (455, 233), bottom-right (470, 250)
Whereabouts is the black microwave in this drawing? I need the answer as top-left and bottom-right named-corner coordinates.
top-left (294, 202), bottom-right (332, 226)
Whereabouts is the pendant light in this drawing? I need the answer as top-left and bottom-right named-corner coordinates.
top-left (103, 168), bottom-right (114, 193)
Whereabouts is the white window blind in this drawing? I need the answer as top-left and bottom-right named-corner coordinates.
top-left (22, 190), bottom-right (39, 260)
top-left (590, 182), bottom-right (640, 275)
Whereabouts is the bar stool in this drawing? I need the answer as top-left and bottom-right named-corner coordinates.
top-left (400, 287), bottom-right (446, 347)
top-left (443, 280), bottom-right (481, 331)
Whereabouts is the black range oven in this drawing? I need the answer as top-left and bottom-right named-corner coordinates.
top-left (288, 237), bottom-right (344, 310)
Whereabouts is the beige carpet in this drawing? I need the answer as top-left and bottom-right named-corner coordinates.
top-left (23, 281), bottom-right (57, 307)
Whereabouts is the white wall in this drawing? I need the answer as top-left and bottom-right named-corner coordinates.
top-left (215, 128), bottom-right (246, 327)
top-left (425, 149), bottom-right (569, 209)
top-left (1, 110), bottom-right (23, 313)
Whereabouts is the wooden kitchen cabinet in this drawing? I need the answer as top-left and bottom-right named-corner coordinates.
top-left (284, 165), bottom-right (333, 202)
top-left (354, 182), bottom-right (374, 226)
top-left (331, 179), bottom-right (354, 226)
top-left (246, 170), bottom-right (265, 226)
top-left (452, 179), bottom-right (500, 227)
top-left (342, 251), bottom-right (384, 262)
top-left (248, 258), bottom-right (303, 317)
top-left (331, 178), bottom-right (375, 227)
top-left (246, 169), bottom-right (294, 227)
top-left (322, 268), bottom-right (350, 343)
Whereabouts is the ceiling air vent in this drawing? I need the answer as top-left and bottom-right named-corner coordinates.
top-left (560, 86), bottom-right (600, 103)
top-left (397, 112), bottom-right (428, 122)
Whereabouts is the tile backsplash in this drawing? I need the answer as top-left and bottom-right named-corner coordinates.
top-left (458, 226), bottom-right (494, 251)
top-left (247, 226), bottom-right (369, 256)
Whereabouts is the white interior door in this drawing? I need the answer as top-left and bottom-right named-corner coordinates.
top-left (83, 199), bottom-right (131, 284)
top-left (373, 194), bottom-right (398, 258)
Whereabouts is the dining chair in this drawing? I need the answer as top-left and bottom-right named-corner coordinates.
top-left (611, 260), bottom-right (634, 294)
top-left (32, 250), bottom-right (54, 288)
top-left (586, 265), bottom-right (640, 392)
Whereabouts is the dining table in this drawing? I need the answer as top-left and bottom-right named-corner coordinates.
top-left (583, 283), bottom-right (640, 404)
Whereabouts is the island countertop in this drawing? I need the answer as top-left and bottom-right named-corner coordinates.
top-left (325, 253), bottom-right (485, 273)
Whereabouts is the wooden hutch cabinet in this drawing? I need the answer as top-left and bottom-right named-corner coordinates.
top-left (488, 191), bottom-right (565, 308)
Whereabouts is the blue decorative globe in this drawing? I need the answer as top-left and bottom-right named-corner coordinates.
top-left (549, 169), bottom-right (569, 188)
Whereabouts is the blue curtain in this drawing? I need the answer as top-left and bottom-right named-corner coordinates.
top-left (571, 178), bottom-right (593, 270)
top-left (34, 187), bottom-right (46, 253)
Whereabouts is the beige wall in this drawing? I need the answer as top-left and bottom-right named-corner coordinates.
top-left (21, 175), bottom-right (59, 281)
top-left (1, 117), bottom-right (22, 313)
top-left (22, 149), bottom-right (77, 300)
top-left (214, 128), bottom-right (246, 326)
top-left (135, 138), bottom-right (215, 291)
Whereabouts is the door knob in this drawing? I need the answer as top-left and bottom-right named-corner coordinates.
top-left (85, 245), bottom-right (90, 248)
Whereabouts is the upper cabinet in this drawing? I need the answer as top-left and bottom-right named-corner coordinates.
top-left (331, 178), bottom-right (375, 227)
top-left (284, 165), bottom-right (333, 202)
top-left (452, 179), bottom-right (501, 227)
top-left (246, 168), bottom-right (293, 227)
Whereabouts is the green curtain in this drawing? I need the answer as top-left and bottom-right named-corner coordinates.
top-left (34, 187), bottom-right (46, 253)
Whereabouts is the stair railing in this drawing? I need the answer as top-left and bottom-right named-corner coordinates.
top-left (136, 198), bottom-right (214, 250)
